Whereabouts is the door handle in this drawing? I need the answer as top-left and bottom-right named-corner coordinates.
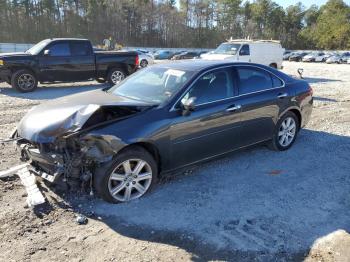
top-left (226, 105), bottom-right (241, 112)
top-left (277, 93), bottom-right (288, 99)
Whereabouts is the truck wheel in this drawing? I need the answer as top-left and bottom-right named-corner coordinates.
top-left (140, 59), bottom-right (148, 67)
top-left (96, 78), bottom-right (106, 84)
top-left (93, 146), bottom-right (158, 203)
top-left (107, 68), bottom-right (126, 85)
top-left (11, 69), bottom-right (38, 92)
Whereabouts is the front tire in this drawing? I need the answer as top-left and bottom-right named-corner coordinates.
top-left (107, 67), bottom-right (126, 85)
top-left (269, 112), bottom-right (299, 151)
top-left (93, 146), bottom-right (158, 203)
top-left (11, 69), bottom-right (38, 92)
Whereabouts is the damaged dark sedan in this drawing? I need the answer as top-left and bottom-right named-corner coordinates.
top-left (12, 60), bottom-right (313, 203)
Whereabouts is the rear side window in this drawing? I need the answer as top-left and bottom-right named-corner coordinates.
top-left (70, 42), bottom-right (92, 56)
top-left (239, 44), bottom-right (250, 56)
top-left (272, 75), bottom-right (283, 87)
top-left (48, 43), bottom-right (71, 56)
top-left (237, 67), bottom-right (273, 95)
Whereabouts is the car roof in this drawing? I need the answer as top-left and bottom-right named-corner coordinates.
top-left (152, 60), bottom-right (262, 71)
top-left (45, 38), bottom-right (89, 42)
top-left (152, 60), bottom-right (294, 83)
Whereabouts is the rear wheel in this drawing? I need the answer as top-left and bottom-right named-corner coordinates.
top-left (93, 146), bottom-right (158, 203)
top-left (96, 78), bottom-right (106, 84)
top-left (269, 112), bottom-right (299, 151)
top-left (11, 69), bottom-right (38, 92)
top-left (140, 59), bottom-right (148, 68)
top-left (107, 67), bottom-right (126, 85)
top-left (269, 63), bottom-right (277, 69)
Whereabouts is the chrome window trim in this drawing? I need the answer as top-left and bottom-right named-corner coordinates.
top-left (169, 64), bottom-right (285, 111)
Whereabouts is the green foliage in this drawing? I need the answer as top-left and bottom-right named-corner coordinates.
top-left (0, 0), bottom-right (349, 50)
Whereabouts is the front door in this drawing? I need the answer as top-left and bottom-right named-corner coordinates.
top-left (238, 44), bottom-right (251, 63)
top-left (38, 41), bottom-right (74, 82)
top-left (169, 67), bottom-right (242, 168)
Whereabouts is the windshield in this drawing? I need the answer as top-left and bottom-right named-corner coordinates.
top-left (108, 67), bottom-right (195, 104)
top-left (213, 43), bottom-right (241, 55)
top-left (26, 39), bottom-right (51, 55)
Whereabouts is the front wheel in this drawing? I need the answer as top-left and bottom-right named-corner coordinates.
top-left (93, 146), bottom-right (158, 203)
top-left (107, 67), bottom-right (126, 85)
top-left (269, 112), bottom-right (299, 151)
top-left (11, 69), bottom-right (38, 92)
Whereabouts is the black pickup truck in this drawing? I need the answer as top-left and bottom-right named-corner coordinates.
top-left (0, 38), bottom-right (139, 92)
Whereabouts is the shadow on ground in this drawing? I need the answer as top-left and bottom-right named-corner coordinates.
top-left (53, 129), bottom-right (350, 261)
top-left (0, 82), bottom-right (108, 100)
top-left (304, 77), bottom-right (341, 84)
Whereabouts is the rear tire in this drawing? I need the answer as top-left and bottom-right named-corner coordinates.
top-left (269, 112), bottom-right (299, 151)
top-left (269, 63), bottom-right (277, 69)
top-left (140, 59), bottom-right (148, 68)
top-left (93, 146), bottom-right (158, 203)
top-left (96, 78), bottom-right (106, 84)
top-left (107, 67), bottom-right (126, 85)
top-left (11, 69), bottom-right (38, 92)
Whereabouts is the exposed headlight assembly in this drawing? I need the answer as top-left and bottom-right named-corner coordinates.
top-left (0, 59), bottom-right (4, 66)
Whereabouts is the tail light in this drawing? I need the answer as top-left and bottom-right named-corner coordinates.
top-left (135, 55), bottom-right (139, 67)
top-left (308, 85), bottom-right (313, 96)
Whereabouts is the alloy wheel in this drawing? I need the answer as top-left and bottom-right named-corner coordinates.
top-left (17, 74), bottom-right (35, 90)
top-left (108, 159), bottom-right (152, 202)
top-left (278, 117), bottom-right (296, 147)
top-left (111, 70), bottom-right (125, 84)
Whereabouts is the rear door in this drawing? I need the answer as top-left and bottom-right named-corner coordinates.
top-left (68, 41), bottom-right (95, 81)
top-left (169, 67), bottom-right (242, 168)
top-left (233, 65), bottom-right (289, 146)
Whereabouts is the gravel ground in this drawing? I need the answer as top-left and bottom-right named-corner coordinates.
top-left (0, 61), bottom-right (349, 261)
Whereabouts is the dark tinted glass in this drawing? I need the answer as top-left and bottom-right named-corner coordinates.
top-left (239, 44), bottom-right (250, 56)
top-left (237, 67), bottom-right (273, 94)
top-left (272, 75), bottom-right (283, 87)
top-left (186, 69), bottom-right (233, 105)
top-left (49, 43), bottom-right (70, 56)
top-left (70, 42), bottom-right (91, 56)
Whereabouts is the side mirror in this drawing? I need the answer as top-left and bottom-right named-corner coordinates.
top-left (181, 97), bottom-right (196, 116)
top-left (43, 49), bottom-right (50, 56)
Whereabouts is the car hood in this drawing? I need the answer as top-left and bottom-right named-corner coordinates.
top-left (0, 52), bottom-right (31, 59)
top-left (17, 89), bottom-right (155, 143)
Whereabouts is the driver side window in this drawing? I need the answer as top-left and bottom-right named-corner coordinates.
top-left (239, 44), bottom-right (250, 56)
top-left (183, 69), bottom-right (233, 106)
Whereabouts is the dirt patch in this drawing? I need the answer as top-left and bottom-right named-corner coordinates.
top-left (0, 62), bottom-right (349, 261)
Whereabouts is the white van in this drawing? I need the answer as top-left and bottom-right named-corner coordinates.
top-left (201, 39), bottom-right (285, 69)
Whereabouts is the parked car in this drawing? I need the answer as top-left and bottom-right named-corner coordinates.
top-left (326, 54), bottom-right (342, 64)
top-left (201, 39), bottom-right (284, 69)
top-left (0, 38), bottom-right (139, 92)
top-left (302, 52), bottom-right (327, 62)
top-left (153, 50), bottom-right (174, 60)
top-left (171, 51), bottom-right (201, 60)
top-left (289, 52), bottom-right (309, 62)
top-left (283, 51), bottom-right (293, 60)
top-left (340, 52), bottom-right (350, 63)
top-left (136, 51), bottom-right (154, 67)
top-left (12, 60), bottom-right (313, 203)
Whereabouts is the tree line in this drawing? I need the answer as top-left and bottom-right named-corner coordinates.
top-left (0, 0), bottom-right (349, 50)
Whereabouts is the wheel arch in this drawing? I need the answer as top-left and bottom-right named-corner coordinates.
top-left (280, 107), bottom-right (302, 130)
top-left (11, 66), bottom-right (38, 79)
top-left (120, 142), bottom-right (162, 175)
